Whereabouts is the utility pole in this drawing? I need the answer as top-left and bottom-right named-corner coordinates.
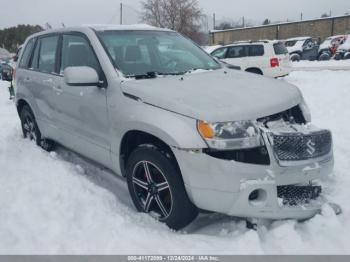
top-left (329, 10), bottom-right (332, 17)
top-left (120, 2), bottom-right (123, 25)
top-left (300, 12), bottom-right (303, 21)
top-left (213, 13), bottom-right (216, 30)
top-left (242, 16), bottom-right (245, 28)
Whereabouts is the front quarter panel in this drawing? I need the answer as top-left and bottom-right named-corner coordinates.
top-left (108, 85), bottom-right (207, 174)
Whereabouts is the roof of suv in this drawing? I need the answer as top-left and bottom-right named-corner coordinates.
top-left (27, 24), bottom-right (173, 39)
top-left (214, 40), bottom-right (281, 49)
top-left (285, 36), bottom-right (311, 41)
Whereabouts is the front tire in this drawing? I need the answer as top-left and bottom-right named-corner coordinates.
top-left (319, 52), bottom-right (331, 61)
top-left (126, 146), bottom-right (198, 230)
top-left (20, 105), bottom-right (55, 151)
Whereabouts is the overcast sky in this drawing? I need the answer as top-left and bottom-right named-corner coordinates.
top-left (1, 0), bottom-right (350, 29)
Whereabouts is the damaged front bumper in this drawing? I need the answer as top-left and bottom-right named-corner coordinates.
top-left (172, 126), bottom-right (334, 220)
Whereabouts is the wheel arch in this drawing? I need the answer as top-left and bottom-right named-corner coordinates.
top-left (16, 99), bottom-right (31, 116)
top-left (245, 67), bottom-right (263, 75)
top-left (119, 129), bottom-right (182, 177)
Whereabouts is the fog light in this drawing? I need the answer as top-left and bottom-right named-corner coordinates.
top-left (249, 189), bottom-right (267, 206)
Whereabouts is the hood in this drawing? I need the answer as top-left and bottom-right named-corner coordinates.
top-left (338, 40), bottom-right (350, 51)
top-left (287, 41), bottom-right (304, 54)
top-left (121, 69), bottom-right (303, 122)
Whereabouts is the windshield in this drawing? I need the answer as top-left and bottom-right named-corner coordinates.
top-left (97, 30), bottom-right (221, 77)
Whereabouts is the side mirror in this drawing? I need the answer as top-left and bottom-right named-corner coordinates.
top-left (64, 66), bottom-right (99, 86)
top-left (13, 55), bottom-right (19, 62)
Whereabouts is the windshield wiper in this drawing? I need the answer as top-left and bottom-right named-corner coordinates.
top-left (126, 72), bottom-right (158, 80)
top-left (125, 69), bottom-right (209, 79)
top-left (126, 71), bottom-right (185, 79)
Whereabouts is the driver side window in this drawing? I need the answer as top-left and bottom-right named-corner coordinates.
top-left (303, 39), bottom-right (314, 49)
top-left (60, 34), bottom-right (100, 75)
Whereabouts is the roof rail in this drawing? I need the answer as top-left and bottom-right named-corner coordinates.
top-left (232, 40), bottom-right (270, 44)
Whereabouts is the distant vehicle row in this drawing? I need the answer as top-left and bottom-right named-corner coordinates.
top-left (206, 40), bottom-right (291, 78)
top-left (284, 35), bottom-right (349, 61)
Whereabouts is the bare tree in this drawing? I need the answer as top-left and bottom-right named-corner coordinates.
top-left (262, 18), bottom-right (271, 25)
top-left (141, 0), bottom-right (203, 41)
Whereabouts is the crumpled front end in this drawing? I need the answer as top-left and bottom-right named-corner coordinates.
top-left (173, 106), bottom-right (334, 220)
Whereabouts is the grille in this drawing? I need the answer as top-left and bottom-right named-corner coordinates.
top-left (272, 130), bottom-right (332, 161)
top-left (277, 185), bottom-right (322, 206)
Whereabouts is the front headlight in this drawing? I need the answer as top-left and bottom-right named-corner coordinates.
top-left (197, 120), bottom-right (263, 150)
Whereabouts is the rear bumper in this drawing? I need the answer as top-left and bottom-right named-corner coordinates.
top-left (264, 66), bottom-right (291, 78)
top-left (173, 132), bottom-right (333, 220)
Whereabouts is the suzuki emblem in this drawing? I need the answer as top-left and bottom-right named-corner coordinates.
top-left (306, 140), bottom-right (316, 155)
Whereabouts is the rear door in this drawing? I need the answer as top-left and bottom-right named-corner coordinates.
top-left (23, 34), bottom-right (61, 135)
top-left (222, 45), bottom-right (248, 69)
top-left (246, 44), bottom-right (266, 70)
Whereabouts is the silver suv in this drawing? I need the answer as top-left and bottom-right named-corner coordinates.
top-left (15, 25), bottom-right (334, 230)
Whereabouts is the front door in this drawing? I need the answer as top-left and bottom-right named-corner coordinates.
top-left (53, 33), bottom-right (111, 167)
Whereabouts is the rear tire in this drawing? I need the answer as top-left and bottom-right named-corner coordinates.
top-left (344, 52), bottom-right (350, 60)
top-left (20, 105), bottom-right (55, 151)
top-left (290, 53), bottom-right (301, 62)
top-left (126, 146), bottom-right (198, 230)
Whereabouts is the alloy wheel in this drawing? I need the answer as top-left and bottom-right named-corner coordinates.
top-left (23, 115), bottom-right (37, 142)
top-left (132, 161), bottom-right (173, 219)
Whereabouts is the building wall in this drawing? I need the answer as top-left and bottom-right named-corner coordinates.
top-left (211, 15), bottom-right (350, 45)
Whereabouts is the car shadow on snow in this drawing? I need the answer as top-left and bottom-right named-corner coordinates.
top-left (53, 144), bottom-right (249, 235)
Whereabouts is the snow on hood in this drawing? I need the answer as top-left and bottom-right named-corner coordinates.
top-left (338, 38), bottom-right (350, 51)
top-left (287, 41), bottom-right (304, 54)
top-left (203, 45), bottom-right (222, 54)
top-left (121, 69), bottom-right (302, 122)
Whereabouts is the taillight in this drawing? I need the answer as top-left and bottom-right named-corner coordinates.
top-left (270, 58), bottom-right (279, 68)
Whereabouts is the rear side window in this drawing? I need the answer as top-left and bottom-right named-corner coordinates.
top-left (60, 34), bottom-right (100, 75)
top-left (248, 45), bottom-right (264, 56)
top-left (37, 35), bottom-right (59, 73)
top-left (273, 42), bottom-right (288, 55)
top-left (19, 38), bottom-right (35, 68)
top-left (227, 46), bottom-right (247, 58)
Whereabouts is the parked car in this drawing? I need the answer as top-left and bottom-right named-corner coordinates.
top-left (285, 37), bottom-right (319, 62)
top-left (0, 62), bottom-right (13, 81)
top-left (335, 36), bottom-right (350, 60)
top-left (209, 40), bottom-right (291, 77)
top-left (318, 35), bottom-right (347, 60)
top-left (16, 25), bottom-right (334, 230)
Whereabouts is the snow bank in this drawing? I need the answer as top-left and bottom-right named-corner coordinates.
top-left (1, 70), bottom-right (350, 254)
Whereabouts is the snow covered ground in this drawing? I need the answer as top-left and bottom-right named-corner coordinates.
top-left (291, 60), bottom-right (350, 71)
top-left (1, 70), bottom-right (350, 254)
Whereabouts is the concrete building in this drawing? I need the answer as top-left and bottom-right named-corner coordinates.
top-left (210, 15), bottom-right (350, 45)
